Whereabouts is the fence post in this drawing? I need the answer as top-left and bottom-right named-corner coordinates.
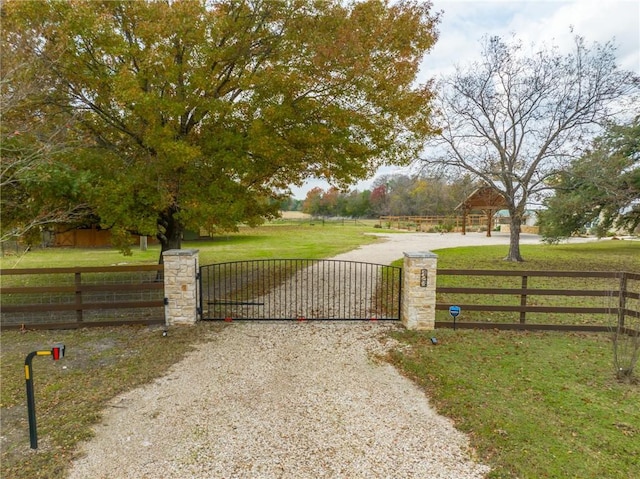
top-left (74, 271), bottom-right (83, 323)
top-left (401, 252), bottom-right (438, 330)
top-left (162, 249), bottom-right (199, 326)
top-left (519, 275), bottom-right (528, 324)
top-left (618, 272), bottom-right (627, 331)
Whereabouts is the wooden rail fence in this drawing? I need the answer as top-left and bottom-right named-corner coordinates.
top-left (435, 270), bottom-right (640, 334)
top-left (0, 265), bottom-right (165, 329)
top-left (1, 265), bottom-right (638, 334)
top-left (379, 215), bottom-right (488, 230)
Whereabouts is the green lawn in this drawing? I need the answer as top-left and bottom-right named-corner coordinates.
top-left (434, 240), bottom-right (639, 271)
top-left (0, 223), bottom-right (383, 269)
top-left (389, 240), bottom-right (640, 479)
top-left (389, 329), bottom-right (639, 479)
top-left (1, 231), bottom-right (639, 479)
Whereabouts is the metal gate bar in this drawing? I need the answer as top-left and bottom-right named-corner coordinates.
top-left (199, 259), bottom-right (401, 321)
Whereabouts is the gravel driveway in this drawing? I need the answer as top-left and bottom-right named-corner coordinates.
top-left (68, 232), bottom-right (548, 478)
top-left (331, 230), bottom-right (546, 265)
top-left (68, 323), bottom-right (490, 478)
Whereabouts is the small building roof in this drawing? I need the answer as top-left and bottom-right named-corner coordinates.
top-left (456, 186), bottom-right (508, 211)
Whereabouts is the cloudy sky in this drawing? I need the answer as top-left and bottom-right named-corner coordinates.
top-left (289, 0), bottom-right (640, 199)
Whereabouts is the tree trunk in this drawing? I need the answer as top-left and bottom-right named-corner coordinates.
top-left (157, 206), bottom-right (183, 265)
top-left (505, 213), bottom-right (524, 262)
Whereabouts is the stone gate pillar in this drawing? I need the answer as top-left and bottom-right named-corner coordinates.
top-left (402, 251), bottom-right (437, 330)
top-left (163, 249), bottom-right (199, 326)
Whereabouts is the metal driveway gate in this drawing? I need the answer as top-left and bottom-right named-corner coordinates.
top-left (199, 259), bottom-right (401, 321)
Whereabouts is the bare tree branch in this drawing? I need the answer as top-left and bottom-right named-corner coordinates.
top-left (424, 34), bottom-right (639, 261)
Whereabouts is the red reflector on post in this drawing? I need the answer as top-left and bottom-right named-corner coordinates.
top-left (51, 344), bottom-right (65, 361)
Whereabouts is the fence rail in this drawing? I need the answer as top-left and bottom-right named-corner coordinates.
top-left (0, 265), bottom-right (165, 329)
top-left (2, 262), bottom-right (638, 333)
top-left (379, 215), bottom-right (488, 230)
top-left (435, 270), bottom-right (640, 334)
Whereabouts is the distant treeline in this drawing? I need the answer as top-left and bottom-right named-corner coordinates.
top-left (280, 173), bottom-right (478, 218)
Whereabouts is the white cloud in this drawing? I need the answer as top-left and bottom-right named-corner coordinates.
top-left (422, 0), bottom-right (639, 79)
top-left (292, 0), bottom-right (639, 199)
top-left (514, 1), bottom-right (639, 70)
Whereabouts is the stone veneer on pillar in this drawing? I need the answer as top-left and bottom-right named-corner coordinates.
top-left (401, 251), bottom-right (438, 330)
top-left (162, 249), bottom-right (199, 326)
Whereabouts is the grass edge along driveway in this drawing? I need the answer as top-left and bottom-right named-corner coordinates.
top-left (1, 235), bottom-right (639, 479)
top-left (387, 240), bottom-right (639, 479)
top-left (388, 328), bottom-right (639, 479)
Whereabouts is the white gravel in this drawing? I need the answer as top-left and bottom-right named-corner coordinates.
top-left (67, 322), bottom-right (490, 479)
top-left (70, 232), bottom-right (560, 478)
top-left (331, 231), bottom-right (546, 265)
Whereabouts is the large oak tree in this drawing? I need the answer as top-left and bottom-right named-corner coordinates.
top-left (426, 35), bottom-right (638, 261)
top-left (0, 24), bottom-right (92, 243)
top-left (3, 0), bottom-right (439, 258)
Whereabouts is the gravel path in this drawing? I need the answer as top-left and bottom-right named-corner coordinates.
top-left (68, 323), bottom-right (489, 479)
top-left (331, 231), bottom-right (546, 264)
top-left (68, 232), bottom-right (549, 478)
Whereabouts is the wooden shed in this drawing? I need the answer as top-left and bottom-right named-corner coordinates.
top-left (53, 225), bottom-right (156, 248)
top-left (456, 186), bottom-right (508, 236)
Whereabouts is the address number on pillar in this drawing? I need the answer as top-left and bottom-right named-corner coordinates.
top-left (420, 269), bottom-right (428, 287)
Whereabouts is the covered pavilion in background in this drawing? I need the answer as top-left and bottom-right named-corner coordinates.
top-left (456, 186), bottom-right (508, 237)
